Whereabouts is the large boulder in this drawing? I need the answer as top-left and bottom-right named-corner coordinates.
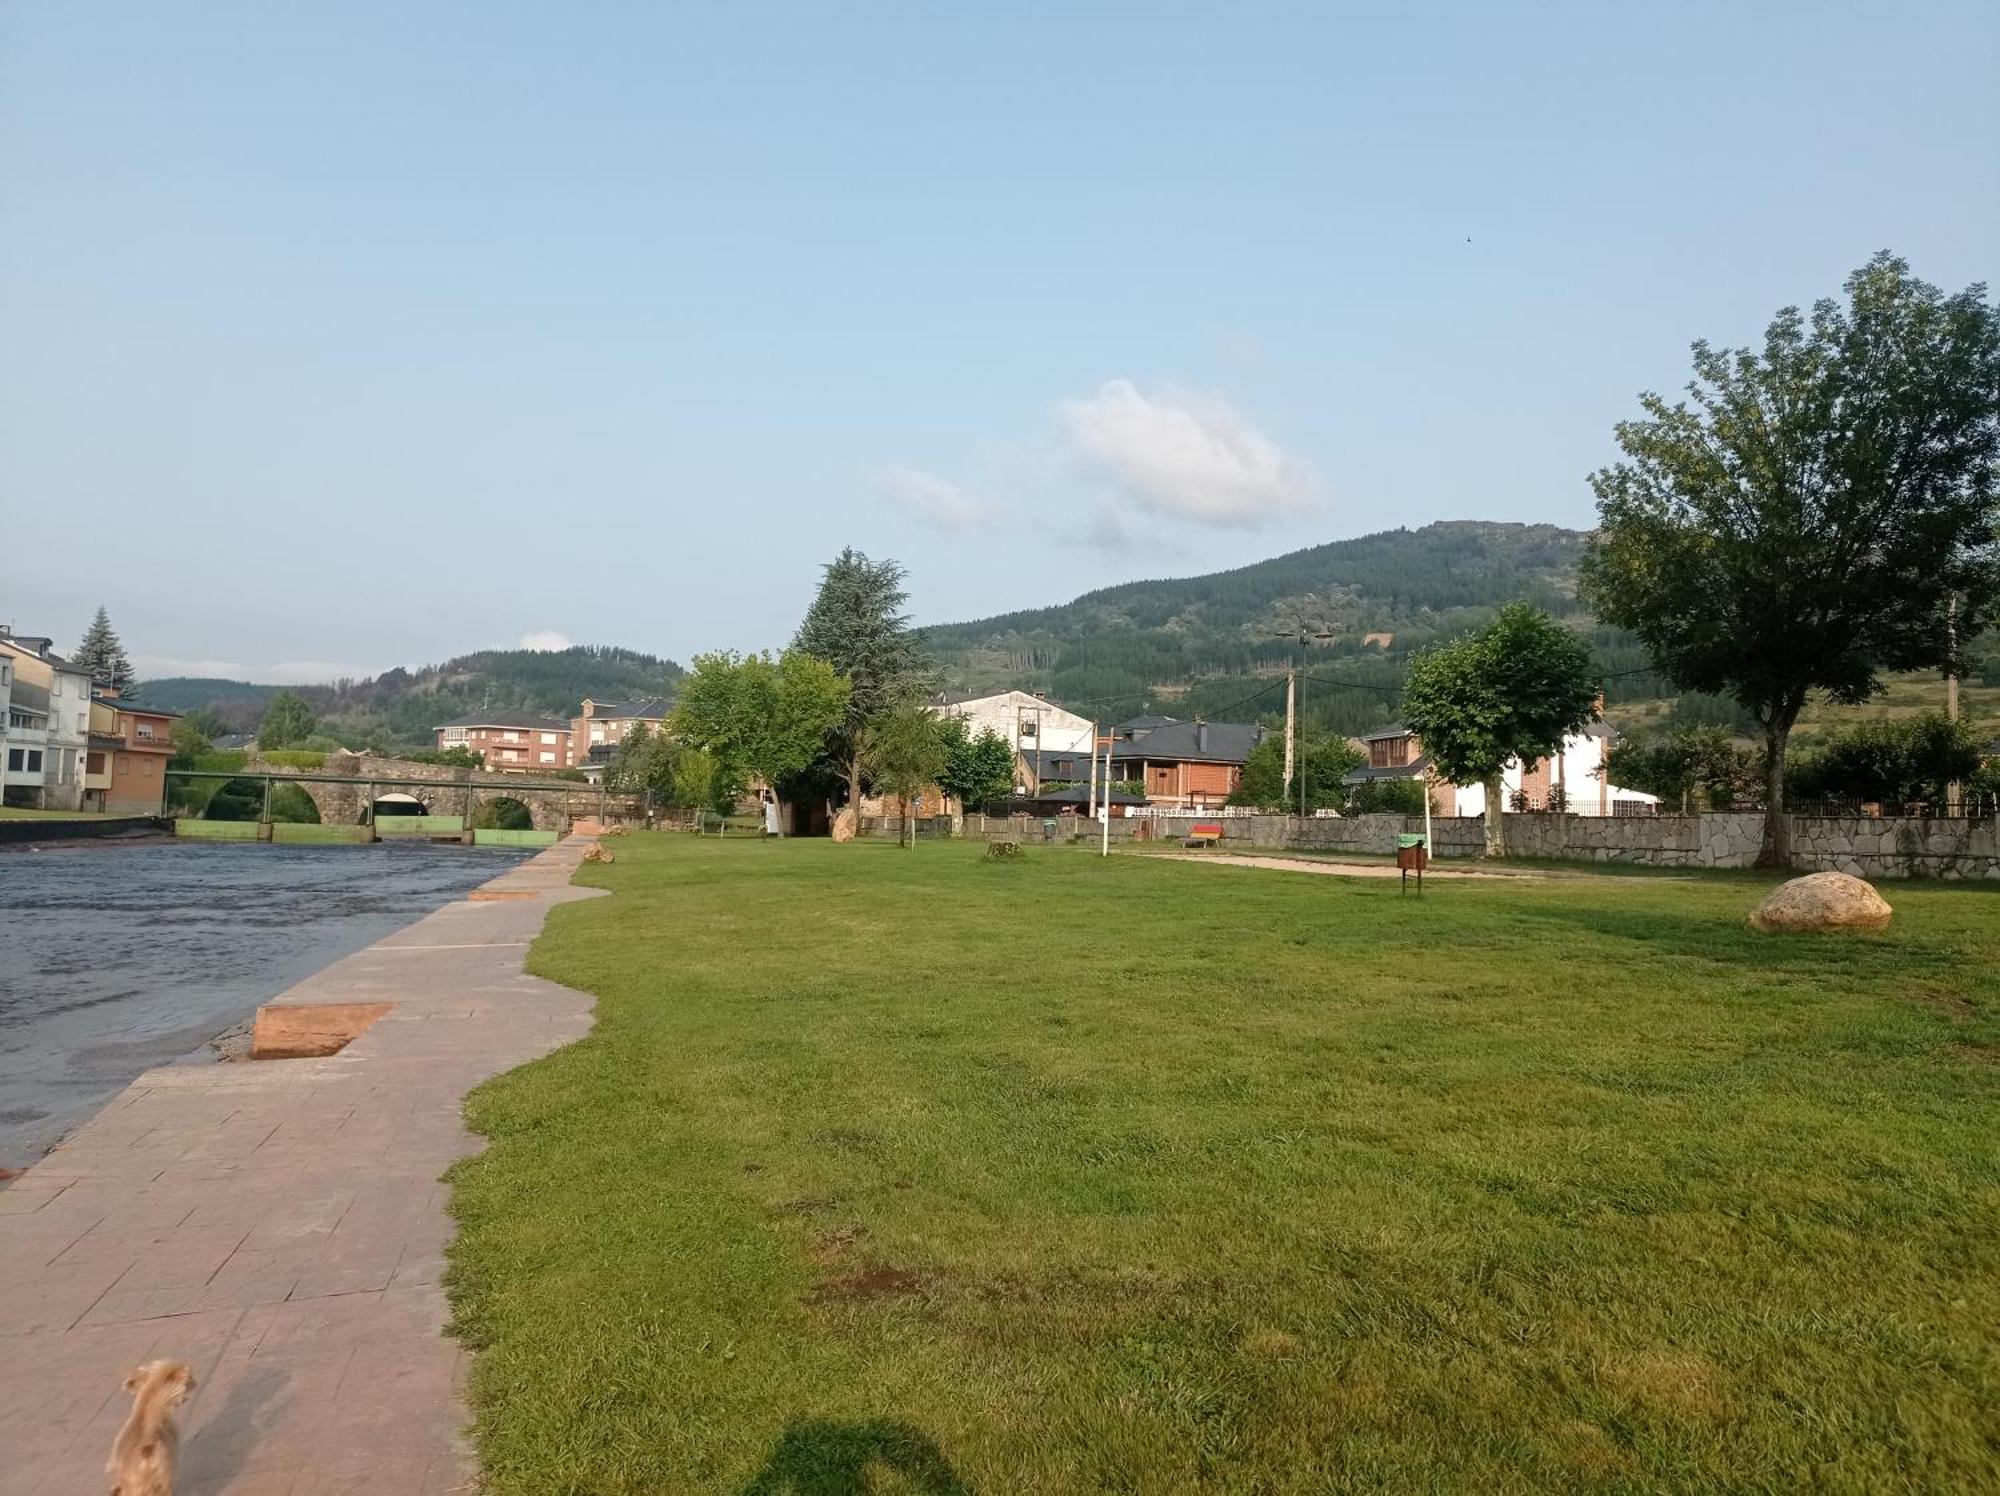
top-left (830, 807), bottom-right (858, 843)
top-left (1748, 872), bottom-right (1893, 933)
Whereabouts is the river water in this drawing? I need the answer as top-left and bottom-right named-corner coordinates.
top-left (0, 839), bottom-right (532, 1168)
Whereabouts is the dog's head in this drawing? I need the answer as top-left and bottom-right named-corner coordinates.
top-left (123, 1360), bottom-right (195, 1401)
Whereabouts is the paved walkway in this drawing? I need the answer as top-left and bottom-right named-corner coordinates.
top-left (1155, 850), bottom-right (1551, 880)
top-left (0, 837), bottom-right (600, 1495)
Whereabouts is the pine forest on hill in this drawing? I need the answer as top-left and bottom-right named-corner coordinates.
top-left (920, 521), bottom-right (2000, 744)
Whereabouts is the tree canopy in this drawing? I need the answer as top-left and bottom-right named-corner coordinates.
top-left (937, 719), bottom-right (1017, 812)
top-left (860, 706), bottom-right (950, 846)
top-left (1228, 733), bottom-right (1361, 813)
top-left (1581, 253), bottom-right (2000, 865)
top-left (671, 651), bottom-right (851, 815)
top-left (793, 549), bottom-right (939, 826)
top-left (1788, 712), bottom-right (1982, 811)
top-left (257, 689), bottom-right (318, 749)
top-left (1400, 603), bottom-right (1601, 855)
top-left (73, 605), bottom-right (136, 696)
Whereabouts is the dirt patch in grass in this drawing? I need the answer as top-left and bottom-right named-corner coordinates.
top-left (810, 1263), bottom-right (927, 1305)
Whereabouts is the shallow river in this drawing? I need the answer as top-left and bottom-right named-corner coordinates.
top-left (0, 839), bottom-right (531, 1167)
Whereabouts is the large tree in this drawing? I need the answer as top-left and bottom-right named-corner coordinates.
top-left (1228, 733), bottom-right (1360, 813)
top-left (671, 651), bottom-right (850, 827)
top-left (257, 689), bottom-right (318, 749)
top-left (1581, 254), bottom-right (2000, 866)
top-left (73, 605), bottom-right (136, 696)
top-left (792, 549), bottom-right (939, 832)
top-left (1400, 603), bottom-right (1601, 856)
top-left (937, 718), bottom-right (1016, 812)
top-left (860, 706), bottom-right (950, 847)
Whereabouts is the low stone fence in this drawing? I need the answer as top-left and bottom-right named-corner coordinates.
top-left (954, 809), bottom-right (2000, 879)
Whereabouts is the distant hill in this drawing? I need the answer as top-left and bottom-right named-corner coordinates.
top-left (922, 521), bottom-right (1676, 735)
top-left (144, 645), bottom-right (683, 751)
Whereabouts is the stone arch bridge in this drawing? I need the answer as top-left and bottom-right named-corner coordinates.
top-left (242, 752), bottom-right (635, 831)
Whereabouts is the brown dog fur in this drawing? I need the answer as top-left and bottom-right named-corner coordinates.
top-left (108, 1360), bottom-right (194, 1496)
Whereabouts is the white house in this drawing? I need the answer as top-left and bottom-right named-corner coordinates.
top-left (1348, 722), bottom-right (1658, 817)
top-left (936, 690), bottom-right (1094, 757)
top-left (0, 634), bottom-right (95, 811)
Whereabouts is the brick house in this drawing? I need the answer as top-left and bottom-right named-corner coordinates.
top-left (84, 695), bottom-right (179, 813)
top-left (434, 712), bottom-right (574, 773)
top-left (572, 697), bottom-right (671, 770)
top-left (1100, 716), bottom-right (1268, 810)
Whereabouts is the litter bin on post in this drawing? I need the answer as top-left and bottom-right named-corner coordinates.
top-left (1041, 818), bottom-right (1058, 843)
top-left (1395, 833), bottom-right (1429, 894)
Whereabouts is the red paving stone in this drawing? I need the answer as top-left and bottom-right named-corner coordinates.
top-left (0, 838), bottom-right (599, 1495)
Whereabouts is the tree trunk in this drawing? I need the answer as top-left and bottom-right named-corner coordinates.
top-left (846, 753), bottom-right (863, 844)
top-left (1756, 723), bottom-right (1792, 870)
top-left (902, 791), bottom-right (912, 848)
top-left (1482, 771), bottom-right (1506, 857)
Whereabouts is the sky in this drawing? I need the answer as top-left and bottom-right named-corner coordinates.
top-left (2, 3), bottom-right (1995, 683)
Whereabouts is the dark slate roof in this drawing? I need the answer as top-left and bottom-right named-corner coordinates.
top-left (1356, 723), bottom-right (1412, 743)
top-left (93, 695), bottom-right (178, 718)
top-left (1022, 748), bottom-right (1098, 783)
top-left (584, 697), bottom-right (670, 721)
top-left (435, 710), bottom-right (571, 731)
top-left (1111, 714), bottom-right (1179, 737)
top-left (1107, 719), bottom-right (1266, 765)
top-left (1025, 783), bottom-right (1148, 806)
top-left (212, 734), bottom-right (256, 751)
top-left (0, 634), bottom-right (79, 668)
top-left (1343, 758), bottom-right (1433, 785)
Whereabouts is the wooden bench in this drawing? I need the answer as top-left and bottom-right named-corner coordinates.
top-left (1183, 821), bottom-right (1224, 848)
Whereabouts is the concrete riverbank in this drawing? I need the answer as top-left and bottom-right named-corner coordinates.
top-left (0, 835), bottom-right (600, 1493)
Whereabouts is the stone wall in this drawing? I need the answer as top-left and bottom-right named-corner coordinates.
top-left (956, 808), bottom-right (2000, 879)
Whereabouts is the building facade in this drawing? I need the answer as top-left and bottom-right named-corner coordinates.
top-left (84, 696), bottom-right (178, 814)
top-left (1344, 723), bottom-right (1658, 817)
top-left (434, 712), bottom-right (575, 772)
top-left (1104, 717), bottom-right (1267, 810)
top-left (0, 633), bottom-right (94, 810)
top-left (937, 690), bottom-right (1096, 793)
top-left (572, 697), bottom-right (671, 768)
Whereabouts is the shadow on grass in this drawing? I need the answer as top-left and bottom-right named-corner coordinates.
top-left (740, 1418), bottom-right (972, 1495)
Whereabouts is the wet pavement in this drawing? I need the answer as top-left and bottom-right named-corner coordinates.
top-left (0, 840), bottom-right (530, 1168)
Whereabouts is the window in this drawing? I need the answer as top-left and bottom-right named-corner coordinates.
top-left (540, 751), bottom-right (556, 763)
top-left (541, 733), bottom-right (557, 744)
top-left (116, 755), bottom-right (130, 776)
top-left (78, 711), bottom-right (88, 733)
top-left (504, 730), bottom-right (521, 742)
top-left (5, 748), bottom-right (19, 771)
top-left (1369, 736), bottom-right (1412, 768)
top-left (442, 727), bottom-right (468, 744)
top-left (87, 751), bottom-right (105, 775)
top-left (135, 721), bottom-right (155, 740)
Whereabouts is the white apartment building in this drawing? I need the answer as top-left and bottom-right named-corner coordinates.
top-left (0, 634), bottom-right (93, 811)
top-left (936, 689), bottom-right (1095, 758)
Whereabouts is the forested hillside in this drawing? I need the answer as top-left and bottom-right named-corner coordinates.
top-left (922, 522), bottom-right (1680, 735)
top-left (143, 645), bottom-right (683, 752)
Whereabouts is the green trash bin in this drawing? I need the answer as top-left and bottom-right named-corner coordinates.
top-left (1042, 818), bottom-right (1058, 842)
top-left (1396, 833), bottom-right (1427, 850)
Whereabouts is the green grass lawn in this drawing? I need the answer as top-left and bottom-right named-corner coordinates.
top-left (446, 834), bottom-right (2000, 1494)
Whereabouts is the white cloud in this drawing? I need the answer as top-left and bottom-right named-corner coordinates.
top-left (876, 466), bottom-right (1000, 532)
top-left (132, 655), bottom-right (373, 685)
top-left (1060, 378), bottom-right (1319, 528)
top-left (518, 630), bottom-right (573, 652)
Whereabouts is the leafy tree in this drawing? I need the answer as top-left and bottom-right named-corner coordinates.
top-left (1787, 712), bottom-right (1982, 810)
top-left (73, 605), bottom-right (136, 696)
top-left (937, 719), bottom-right (1016, 811)
top-left (1604, 724), bottom-right (1746, 813)
top-left (258, 689), bottom-right (318, 749)
top-left (1581, 254), bottom-right (2000, 866)
top-left (1401, 603), bottom-right (1601, 856)
top-left (793, 549), bottom-right (940, 831)
top-left (860, 706), bottom-right (950, 847)
top-left (1228, 734), bottom-right (1361, 813)
top-left (672, 651), bottom-right (850, 828)
top-left (1345, 778), bottom-right (1429, 816)
top-left (169, 718), bottom-right (214, 765)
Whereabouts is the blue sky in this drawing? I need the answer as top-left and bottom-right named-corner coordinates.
top-left (3, 3), bottom-right (1994, 681)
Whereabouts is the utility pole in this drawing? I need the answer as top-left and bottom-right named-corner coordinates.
top-left (1087, 721), bottom-right (1099, 821)
top-left (1270, 609), bottom-right (1335, 826)
top-left (1282, 671), bottom-right (1296, 808)
top-left (1100, 731), bottom-right (1113, 857)
top-left (1946, 594), bottom-right (1962, 816)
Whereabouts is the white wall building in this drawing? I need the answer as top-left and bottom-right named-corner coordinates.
top-left (1448, 725), bottom-right (1658, 818)
top-left (935, 689), bottom-right (1095, 758)
top-left (0, 635), bottom-right (95, 810)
